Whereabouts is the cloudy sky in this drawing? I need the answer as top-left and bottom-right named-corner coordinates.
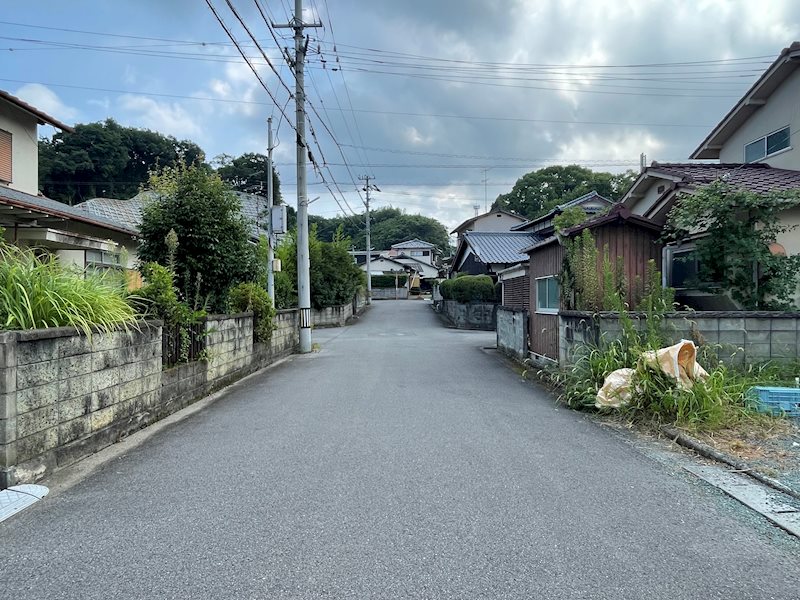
top-left (4, 0), bottom-right (800, 231)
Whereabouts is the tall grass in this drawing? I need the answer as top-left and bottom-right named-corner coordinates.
top-left (0, 242), bottom-right (137, 336)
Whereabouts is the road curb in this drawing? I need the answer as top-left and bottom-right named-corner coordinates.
top-left (661, 425), bottom-right (800, 502)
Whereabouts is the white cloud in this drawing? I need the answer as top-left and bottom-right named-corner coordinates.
top-left (555, 130), bottom-right (666, 167)
top-left (117, 94), bottom-right (202, 138)
top-left (404, 126), bottom-right (434, 146)
top-left (13, 83), bottom-right (78, 122)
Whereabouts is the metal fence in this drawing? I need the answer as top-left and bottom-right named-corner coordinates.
top-left (162, 321), bottom-right (206, 368)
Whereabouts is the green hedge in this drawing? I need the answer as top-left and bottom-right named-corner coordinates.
top-left (439, 275), bottom-right (496, 303)
top-left (371, 274), bottom-right (407, 288)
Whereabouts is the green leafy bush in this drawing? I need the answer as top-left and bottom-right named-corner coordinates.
top-left (371, 274), bottom-right (407, 288)
top-left (0, 242), bottom-right (137, 336)
top-left (228, 282), bottom-right (276, 342)
top-left (439, 275), bottom-right (496, 302)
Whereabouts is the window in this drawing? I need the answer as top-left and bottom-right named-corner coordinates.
top-left (744, 126), bottom-right (790, 163)
top-left (410, 250), bottom-right (423, 256)
top-left (86, 249), bottom-right (122, 272)
top-left (665, 245), bottom-right (721, 289)
top-left (0, 129), bottom-right (11, 183)
top-left (536, 276), bottom-right (559, 313)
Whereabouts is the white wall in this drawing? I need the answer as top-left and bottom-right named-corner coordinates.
top-left (0, 100), bottom-right (39, 195)
top-left (471, 211), bottom-right (526, 233)
top-left (719, 68), bottom-right (800, 169)
top-left (628, 178), bottom-right (670, 221)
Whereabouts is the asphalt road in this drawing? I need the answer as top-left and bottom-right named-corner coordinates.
top-left (2, 301), bottom-right (799, 599)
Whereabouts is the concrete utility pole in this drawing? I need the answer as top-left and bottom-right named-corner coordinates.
top-left (359, 175), bottom-right (379, 305)
top-left (266, 116), bottom-right (275, 306)
top-left (275, 0), bottom-right (321, 353)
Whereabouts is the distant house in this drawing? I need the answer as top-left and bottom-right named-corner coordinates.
top-left (386, 238), bottom-right (439, 266)
top-left (450, 231), bottom-right (539, 278)
top-left (511, 191), bottom-right (612, 237)
top-left (451, 208), bottom-right (527, 241)
top-left (0, 90), bottom-right (140, 277)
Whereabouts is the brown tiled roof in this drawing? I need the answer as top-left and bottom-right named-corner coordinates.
top-left (0, 90), bottom-right (74, 132)
top-left (649, 162), bottom-right (800, 195)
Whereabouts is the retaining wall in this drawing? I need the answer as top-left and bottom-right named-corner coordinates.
top-left (559, 310), bottom-right (800, 367)
top-left (497, 307), bottom-right (528, 360)
top-left (372, 287), bottom-right (409, 300)
top-left (1, 310), bottom-right (301, 489)
top-left (440, 300), bottom-right (498, 330)
top-left (312, 303), bottom-right (354, 328)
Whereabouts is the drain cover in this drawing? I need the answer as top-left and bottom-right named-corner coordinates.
top-left (0, 484), bottom-right (49, 523)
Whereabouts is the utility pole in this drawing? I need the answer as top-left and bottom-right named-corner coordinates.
top-left (275, 0), bottom-right (321, 353)
top-left (359, 175), bottom-right (379, 305)
top-left (482, 167), bottom-right (489, 212)
top-left (266, 116), bottom-right (275, 306)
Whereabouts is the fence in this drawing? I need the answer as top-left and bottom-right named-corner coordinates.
top-left (161, 321), bottom-right (206, 368)
top-left (497, 307), bottom-right (528, 360)
top-left (439, 300), bottom-right (498, 330)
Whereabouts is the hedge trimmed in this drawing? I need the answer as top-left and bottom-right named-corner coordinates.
top-left (439, 275), bottom-right (496, 302)
top-left (371, 274), bottom-right (408, 288)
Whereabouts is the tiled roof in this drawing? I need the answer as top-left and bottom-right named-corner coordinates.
top-left (649, 162), bottom-right (800, 195)
top-left (0, 89), bottom-right (74, 132)
top-left (391, 238), bottom-right (436, 249)
top-left (511, 190), bottom-right (612, 231)
top-left (75, 191), bottom-right (269, 240)
top-left (0, 186), bottom-right (137, 235)
top-left (463, 231), bottom-right (541, 264)
top-left (450, 208), bottom-right (526, 234)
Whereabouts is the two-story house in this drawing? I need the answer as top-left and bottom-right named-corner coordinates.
top-left (451, 208), bottom-right (527, 242)
top-left (617, 43), bottom-right (800, 307)
top-left (0, 90), bottom-right (139, 277)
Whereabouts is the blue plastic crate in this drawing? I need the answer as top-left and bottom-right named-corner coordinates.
top-left (746, 386), bottom-right (800, 417)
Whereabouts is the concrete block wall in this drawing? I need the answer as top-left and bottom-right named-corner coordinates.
top-left (496, 307), bottom-right (528, 360)
top-left (205, 313), bottom-right (254, 384)
top-left (558, 310), bottom-right (800, 367)
top-left (372, 287), bottom-right (409, 300)
top-left (312, 303), bottom-right (353, 328)
top-left (1, 324), bottom-right (161, 488)
top-left (441, 300), bottom-right (498, 331)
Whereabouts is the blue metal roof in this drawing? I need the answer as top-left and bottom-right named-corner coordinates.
top-left (463, 231), bottom-right (541, 264)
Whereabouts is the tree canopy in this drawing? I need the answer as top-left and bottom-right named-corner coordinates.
top-left (39, 119), bottom-right (206, 204)
top-left (492, 165), bottom-right (637, 220)
top-left (308, 207), bottom-right (451, 256)
top-left (213, 152), bottom-right (282, 202)
top-left (137, 162), bottom-right (257, 312)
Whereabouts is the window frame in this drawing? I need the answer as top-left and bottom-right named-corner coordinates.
top-left (535, 275), bottom-right (560, 314)
top-left (744, 125), bottom-right (791, 163)
top-left (0, 129), bottom-right (12, 184)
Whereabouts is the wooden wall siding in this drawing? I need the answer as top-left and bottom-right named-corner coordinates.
top-left (502, 275), bottom-right (530, 311)
top-left (591, 224), bottom-right (663, 308)
top-left (528, 243), bottom-right (564, 360)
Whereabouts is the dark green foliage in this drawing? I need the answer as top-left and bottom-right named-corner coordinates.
top-left (439, 275), bottom-right (496, 302)
top-left (214, 152), bottom-right (282, 201)
top-left (309, 207), bottom-right (451, 257)
top-left (493, 165), bottom-right (636, 220)
top-left (137, 163), bottom-right (257, 312)
top-left (553, 206), bottom-right (589, 239)
top-left (275, 227), bottom-right (365, 309)
top-left (228, 282), bottom-right (276, 342)
top-left (370, 274), bottom-right (407, 288)
top-left (664, 181), bottom-right (800, 309)
top-left (39, 119), bottom-right (206, 204)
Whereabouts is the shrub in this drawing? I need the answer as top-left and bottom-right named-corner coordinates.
top-left (443, 275), bottom-right (496, 303)
top-left (0, 242), bottom-right (137, 336)
top-left (371, 274), bottom-right (407, 288)
top-left (228, 282), bottom-right (276, 342)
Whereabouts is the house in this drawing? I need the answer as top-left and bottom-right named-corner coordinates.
top-left (511, 191), bottom-right (613, 236)
top-left (75, 190), bottom-right (271, 243)
top-left (0, 90), bottom-right (140, 277)
top-left (451, 208), bottom-right (527, 241)
top-left (450, 231), bottom-right (539, 278)
top-left (386, 238), bottom-right (439, 266)
top-left (523, 205), bottom-right (663, 362)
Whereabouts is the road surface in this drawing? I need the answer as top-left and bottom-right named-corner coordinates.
top-left (2, 301), bottom-right (798, 599)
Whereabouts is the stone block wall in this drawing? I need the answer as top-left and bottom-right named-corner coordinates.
top-left (496, 307), bottom-right (528, 360)
top-left (1, 324), bottom-right (162, 488)
top-left (312, 303), bottom-right (354, 328)
top-left (559, 310), bottom-right (800, 367)
top-left (441, 300), bottom-right (498, 331)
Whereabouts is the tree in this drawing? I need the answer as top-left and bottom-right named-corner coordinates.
top-left (39, 119), bottom-right (206, 204)
top-left (308, 207), bottom-right (451, 256)
top-left (664, 181), bottom-right (800, 310)
top-left (275, 226), bottom-right (365, 310)
top-left (137, 162), bottom-right (257, 311)
top-left (215, 152), bottom-right (282, 202)
top-left (492, 166), bottom-right (637, 220)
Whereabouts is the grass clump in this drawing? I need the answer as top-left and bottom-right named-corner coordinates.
top-left (0, 241), bottom-right (137, 336)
